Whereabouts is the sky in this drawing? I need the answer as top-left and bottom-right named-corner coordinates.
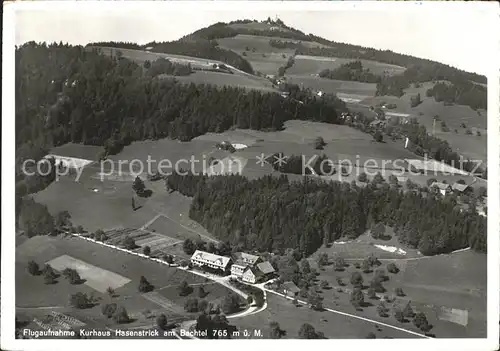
top-left (12, 1), bottom-right (499, 75)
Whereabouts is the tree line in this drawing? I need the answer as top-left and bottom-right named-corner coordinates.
top-left (318, 61), bottom-right (381, 84)
top-left (165, 173), bottom-right (486, 257)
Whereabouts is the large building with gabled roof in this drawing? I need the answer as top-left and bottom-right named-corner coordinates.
top-left (190, 250), bottom-right (232, 274)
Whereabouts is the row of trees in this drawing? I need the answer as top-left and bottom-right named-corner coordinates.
top-left (165, 173), bottom-right (486, 256)
top-left (426, 81), bottom-right (487, 110)
top-left (144, 57), bottom-right (193, 77)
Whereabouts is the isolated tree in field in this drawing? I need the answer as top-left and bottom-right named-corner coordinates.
top-left (184, 298), bottom-right (199, 313)
top-left (68, 269), bottom-right (82, 284)
top-left (298, 323), bottom-right (318, 339)
top-left (113, 306), bottom-right (130, 324)
top-left (55, 210), bottom-right (72, 229)
top-left (317, 252), bottom-right (329, 266)
top-left (314, 137), bottom-right (326, 150)
top-left (367, 254), bottom-right (381, 267)
top-left (198, 285), bottom-right (207, 298)
top-left (69, 292), bottom-right (92, 309)
top-left (44, 269), bottom-right (57, 284)
top-left (143, 245), bottom-right (151, 256)
top-left (373, 131), bottom-right (383, 143)
top-left (156, 313), bottom-right (168, 330)
top-left (27, 260), bottom-right (40, 275)
top-left (247, 296), bottom-right (253, 305)
top-left (269, 321), bottom-right (286, 339)
top-left (387, 262), bottom-right (399, 274)
top-left (413, 312), bottom-right (430, 330)
top-left (367, 287), bottom-right (377, 299)
top-left (334, 256), bottom-right (346, 271)
top-left (122, 236), bottom-right (136, 250)
top-left (101, 303), bottom-right (117, 318)
top-left (361, 259), bottom-right (371, 273)
top-left (132, 176), bottom-right (145, 194)
top-left (410, 93), bottom-right (422, 107)
top-left (183, 238), bottom-right (196, 255)
top-left (143, 60), bottom-right (151, 69)
top-left (307, 290), bottom-right (323, 310)
top-left (376, 302), bottom-right (389, 317)
top-left (19, 200), bottom-right (55, 237)
top-left (370, 276), bottom-right (386, 293)
top-left (403, 302), bottom-right (415, 318)
top-left (221, 293), bottom-right (241, 314)
top-left (375, 268), bottom-right (388, 282)
top-left (350, 271), bottom-right (364, 288)
top-left (394, 287), bottom-right (405, 297)
top-left (138, 276), bottom-right (153, 293)
top-left (178, 280), bottom-right (192, 296)
top-left (106, 287), bottom-right (115, 297)
top-left (350, 288), bottom-right (364, 308)
top-left (358, 172), bottom-right (368, 183)
top-left (300, 259), bottom-right (311, 274)
top-left (394, 308), bottom-right (405, 323)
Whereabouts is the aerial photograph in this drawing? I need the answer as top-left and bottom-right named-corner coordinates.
top-left (6, 1), bottom-right (495, 345)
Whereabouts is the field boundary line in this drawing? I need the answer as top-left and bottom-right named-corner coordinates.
top-left (263, 287), bottom-right (430, 339)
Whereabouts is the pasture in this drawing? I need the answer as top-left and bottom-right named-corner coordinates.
top-left (285, 74), bottom-right (376, 97)
top-left (306, 249), bottom-right (486, 338)
top-left (287, 55), bottom-right (406, 77)
top-left (231, 293), bottom-right (416, 339)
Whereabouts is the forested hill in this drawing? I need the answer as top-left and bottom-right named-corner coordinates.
top-left (15, 42), bottom-right (346, 160)
top-left (166, 173), bottom-right (486, 257)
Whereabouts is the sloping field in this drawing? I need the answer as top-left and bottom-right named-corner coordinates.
top-left (359, 82), bottom-right (487, 163)
top-left (171, 70), bottom-right (277, 92)
top-left (287, 55), bottom-right (406, 76)
top-left (217, 34), bottom-right (327, 75)
top-left (286, 74), bottom-right (376, 96)
top-left (309, 249), bottom-right (486, 338)
top-left (231, 293), bottom-right (416, 339)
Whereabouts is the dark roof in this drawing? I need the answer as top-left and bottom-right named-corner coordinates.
top-left (282, 281), bottom-right (300, 293)
top-left (452, 182), bottom-right (469, 192)
top-left (257, 261), bottom-right (275, 275)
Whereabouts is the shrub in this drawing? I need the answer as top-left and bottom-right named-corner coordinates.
top-left (138, 276), bottom-right (154, 293)
top-left (387, 262), bottom-right (399, 274)
top-left (143, 246), bottom-right (151, 256)
top-left (113, 306), bottom-right (130, 324)
top-left (394, 287), bottom-right (405, 297)
top-left (350, 272), bottom-right (364, 288)
top-left (69, 292), bottom-right (92, 309)
top-left (27, 260), bottom-right (40, 275)
top-left (184, 298), bottom-right (199, 313)
top-left (101, 303), bottom-right (117, 318)
top-left (178, 281), bottom-right (192, 296)
top-left (156, 313), bottom-right (168, 330)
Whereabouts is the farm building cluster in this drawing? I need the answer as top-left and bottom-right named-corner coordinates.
top-left (190, 250), bottom-right (276, 284)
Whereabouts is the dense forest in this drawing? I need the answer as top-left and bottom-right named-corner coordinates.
top-left (165, 173), bottom-right (486, 256)
top-left (318, 61), bottom-right (381, 84)
top-left (15, 42), bottom-right (346, 162)
top-left (144, 40), bottom-right (254, 74)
